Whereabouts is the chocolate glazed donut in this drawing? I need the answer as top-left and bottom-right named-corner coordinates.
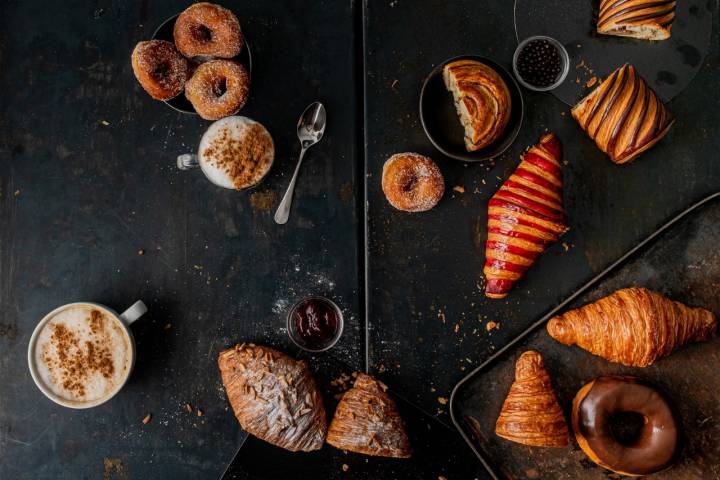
top-left (572, 376), bottom-right (681, 476)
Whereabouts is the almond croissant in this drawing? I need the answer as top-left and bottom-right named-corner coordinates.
top-left (548, 288), bottom-right (717, 367)
top-left (484, 133), bottom-right (567, 298)
top-left (495, 350), bottom-right (569, 447)
top-left (326, 373), bottom-right (411, 458)
top-left (218, 343), bottom-right (327, 452)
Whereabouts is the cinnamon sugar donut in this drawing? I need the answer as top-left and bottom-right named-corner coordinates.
top-left (382, 153), bottom-right (445, 212)
top-left (174, 3), bottom-right (243, 58)
top-left (131, 40), bottom-right (188, 100)
top-left (185, 60), bottom-right (250, 120)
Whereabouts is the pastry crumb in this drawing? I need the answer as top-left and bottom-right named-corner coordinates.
top-left (100, 120), bottom-right (110, 126)
top-left (586, 77), bottom-right (598, 88)
top-left (342, 464), bottom-right (349, 472)
top-left (486, 321), bottom-right (499, 331)
top-left (137, 248), bottom-right (145, 256)
top-left (438, 397), bottom-right (448, 405)
top-left (185, 403), bottom-right (193, 413)
top-left (142, 414), bottom-right (152, 425)
top-left (14, 190), bottom-right (21, 197)
top-left (197, 409), bottom-right (204, 417)
top-left (453, 186), bottom-right (465, 193)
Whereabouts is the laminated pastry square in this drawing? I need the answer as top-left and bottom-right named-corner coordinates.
top-left (571, 64), bottom-right (674, 164)
top-left (597, 0), bottom-right (676, 41)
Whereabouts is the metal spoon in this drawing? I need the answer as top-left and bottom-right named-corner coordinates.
top-left (274, 102), bottom-right (327, 224)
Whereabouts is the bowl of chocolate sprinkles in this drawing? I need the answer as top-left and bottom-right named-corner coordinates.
top-left (512, 35), bottom-right (569, 92)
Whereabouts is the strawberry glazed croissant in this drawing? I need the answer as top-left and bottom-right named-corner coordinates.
top-left (484, 133), bottom-right (567, 298)
top-left (548, 288), bottom-right (717, 367)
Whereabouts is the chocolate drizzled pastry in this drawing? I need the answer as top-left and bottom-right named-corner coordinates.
top-left (598, 0), bottom-right (676, 41)
top-left (326, 374), bottom-right (412, 458)
top-left (218, 344), bottom-right (327, 451)
top-left (572, 64), bottom-right (674, 164)
top-left (495, 350), bottom-right (569, 447)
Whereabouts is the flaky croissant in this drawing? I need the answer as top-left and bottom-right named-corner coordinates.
top-left (548, 288), bottom-right (717, 367)
top-left (484, 133), bottom-right (567, 298)
top-left (218, 343), bottom-right (327, 452)
top-left (495, 350), bottom-right (569, 447)
top-left (326, 373), bottom-right (411, 458)
top-left (572, 64), bottom-right (674, 164)
top-left (598, 0), bottom-right (676, 41)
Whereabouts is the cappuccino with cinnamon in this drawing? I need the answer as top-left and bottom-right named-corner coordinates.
top-left (30, 304), bottom-right (133, 407)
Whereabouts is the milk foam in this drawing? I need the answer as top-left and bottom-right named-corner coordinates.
top-left (198, 116), bottom-right (274, 189)
top-left (33, 305), bottom-right (131, 404)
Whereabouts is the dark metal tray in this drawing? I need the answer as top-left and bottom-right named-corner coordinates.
top-left (450, 192), bottom-right (720, 479)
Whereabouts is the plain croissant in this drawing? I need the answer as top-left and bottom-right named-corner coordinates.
top-left (495, 350), bottom-right (569, 447)
top-left (484, 133), bottom-right (567, 298)
top-left (547, 288), bottom-right (717, 367)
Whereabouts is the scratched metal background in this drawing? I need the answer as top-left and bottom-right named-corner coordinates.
top-left (1, 0), bottom-right (719, 479)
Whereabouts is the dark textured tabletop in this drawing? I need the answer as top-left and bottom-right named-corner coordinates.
top-left (0, 1), bottom-right (718, 479)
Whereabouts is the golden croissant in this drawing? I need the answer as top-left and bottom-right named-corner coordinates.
top-left (326, 373), bottom-right (411, 458)
top-left (484, 133), bottom-right (567, 298)
top-left (495, 350), bottom-right (569, 447)
top-left (548, 287), bottom-right (717, 367)
top-left (572, 64), bottom-right (674, 164)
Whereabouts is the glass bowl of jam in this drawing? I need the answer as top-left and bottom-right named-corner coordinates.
top-left (286, 296), bottom-right (343, 353)
top-left (512, 35), bottom-right (569, 92)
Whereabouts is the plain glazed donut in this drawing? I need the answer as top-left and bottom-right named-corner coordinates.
top-left (572, 376), bottom-right (680, 476)
top-left (131, 40), bottom-right (189, 100)
top-left (382, 153), bottom-right (444, 212)
top-left (174, 2), bottom-right (243, 58)
top-left (185, 60), bottom-right (250, 120)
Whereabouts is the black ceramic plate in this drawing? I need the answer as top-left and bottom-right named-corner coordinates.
top-left (151, 13), bottom-right (253, 115)
top-left (419, 55), bottom-right (524, 163)
top-left (514, 0), bottom-right (713, 106)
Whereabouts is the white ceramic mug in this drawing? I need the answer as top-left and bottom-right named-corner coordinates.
top-left (27, 300), bottom-right (147, 409)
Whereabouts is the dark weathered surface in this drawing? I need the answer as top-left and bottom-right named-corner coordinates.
top-left (0, 0), bottom-right (362, 478)
top-left (364, 0), bottom-right (719, 466)
top-left (454, 195), bottom-right (720, 479)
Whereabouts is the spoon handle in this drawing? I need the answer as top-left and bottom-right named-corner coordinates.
top-left (274, 146), bottom-right (308, 224)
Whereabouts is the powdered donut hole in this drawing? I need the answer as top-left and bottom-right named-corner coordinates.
top-left (185, 60), bottom-right (250, 120)
top-left (382, 153), bottom-right (445, 212)
top-left (131, 40), bottom-right (189, 100)
top-left (174, 2), bottom-right (243, 58)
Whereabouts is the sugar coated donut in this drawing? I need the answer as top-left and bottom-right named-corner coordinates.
top-left (185, 60), bottom-right (250, 120)
top-left (572, 376), bottom-right (680, 476)
top-left (382, 153), bottom-right (444, 212)
top-left (131, 40), bottom-right (189, 100)
top-left (174, 3), bottom-right (243, 58)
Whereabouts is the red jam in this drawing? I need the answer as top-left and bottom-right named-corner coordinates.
top-left (290, 297), bottom-right (341, 351)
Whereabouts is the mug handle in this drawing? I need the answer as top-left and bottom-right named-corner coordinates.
top-left (177, 154), bottom-right (200, 170)
top-left (120, 300), bottom-right (148, 325)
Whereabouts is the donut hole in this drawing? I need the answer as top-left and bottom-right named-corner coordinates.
top-left (400, 174), bottom-right (418, 193)
top-left (211, 77), bottom-right (228, 98)
top-left (609, 411), bottom-right (647, 445)
top-left (192, 24), bottom-right (213, 43)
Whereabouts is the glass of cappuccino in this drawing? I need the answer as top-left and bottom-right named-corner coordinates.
top-left (28, 301), bottom-right (147, 409)
top-left (177, 116), bottom-right (275, 190)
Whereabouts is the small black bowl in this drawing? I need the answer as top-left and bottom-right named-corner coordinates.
top-left (151, 13), bottom-right (253, 115)
top-left (419, 55), bottom-right (523, 163)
